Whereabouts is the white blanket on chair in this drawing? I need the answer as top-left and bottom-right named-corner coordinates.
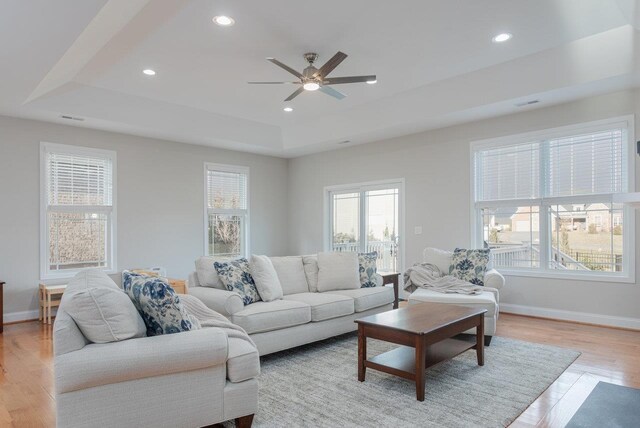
top-left (403, 263), bottom-right (483, 295)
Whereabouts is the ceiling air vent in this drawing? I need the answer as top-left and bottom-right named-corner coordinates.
top-left (515, 100), bottom-right (540, 107)
top-left (337, 140), bottom-right (351, 145)
top-left (60, 115), bottom-right (85, 121)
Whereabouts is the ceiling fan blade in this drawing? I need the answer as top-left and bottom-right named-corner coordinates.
top-left (314, 51), bottom-right (348, 78)
top-left (247, 81), bottom-right (301, 84)
top-left (267, 58), bottom-right (304, 79)
top-left (324, 75), bottom-right (376, 85)
top-left (319, 86), bottom-right (346, 100)
top-left (284, 86), bottom-right (305, 101)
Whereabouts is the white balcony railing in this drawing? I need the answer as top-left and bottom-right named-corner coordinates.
top-left (332, 240), bottom-right (398, 272)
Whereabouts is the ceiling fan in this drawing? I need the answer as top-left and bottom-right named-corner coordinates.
top-left (248, 51), bottom-right (376, 101)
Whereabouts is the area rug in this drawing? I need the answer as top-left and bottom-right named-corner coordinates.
top-left (566, 381), bottom-right (640, 428)
top-left (251, 333), bottom-right (580, 428)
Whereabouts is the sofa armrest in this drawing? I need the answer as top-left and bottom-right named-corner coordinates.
top-left (482, 286), bottom-right (500, 303)
top-left (374, 273), bottom-right (383, 287)
top-left (189, 286), bottom-right (244, 317)
top-left (188, 271), bottom-right (200, 288)
top-left (484, 268), bottom-right (505, 290)
top-left (55, 327), bottom-right (228, 394)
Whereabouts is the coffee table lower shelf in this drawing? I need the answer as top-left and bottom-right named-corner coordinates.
top-left (365, 337), bottom-right (476, 380)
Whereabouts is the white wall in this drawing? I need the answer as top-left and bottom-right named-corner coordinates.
top-left (288, 89), bottom-right (640, 328)
top-left (0, 116), bottom-right (289, 322)
top-left (2, 90), bottom-right (640, 328)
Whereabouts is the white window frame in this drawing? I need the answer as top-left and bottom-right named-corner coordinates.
top-left (40, 142), bottom-right (117, 281)
top-left (470, 116), bottom-right (635, 283)
top-left (323, 178), bottom-right (405, 273)
top-left (204, 162), bottom-right (250, 258)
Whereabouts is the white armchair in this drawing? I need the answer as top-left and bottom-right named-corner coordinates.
top-left (407, 248), bottom-right (505, 344)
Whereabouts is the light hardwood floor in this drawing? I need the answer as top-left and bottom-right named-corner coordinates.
top-left (0, 314), bottom-right (638, 427)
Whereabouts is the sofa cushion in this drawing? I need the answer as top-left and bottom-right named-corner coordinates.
top-left (250, 255), bottom-right (283, 302)
top-left (122, 271), bottom-right (197, 336)
top-left (284, 292), bottom-right (354, 321)
top-left (195, 256), bottom-right (228, 289)
top-left (61, 269), bottom-right (146, 343)
top-left (302, 255), bottom-right (319, 293)
top-left (269, 256), bottom-right (309, 295)
top-left (423, 247), bottom-right (454, 274)
top-left (330, 287), bottom-right (394, 312)
top-left (227, 337), bottom-right (260, 383)
top-left (358, 252), bottom-right (378, 288)
top-left (316, 252), bottom-right (360, 292)
top-left (214, 258), bottom-right (261, 305)
top-left (449, 248), bottom-right (491, 286)
top-left (408, 288), bottom-right (498, 317)
top-left (231, 300), bottom-right (311, 334)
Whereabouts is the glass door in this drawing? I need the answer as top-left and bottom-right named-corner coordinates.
top-left (328, 182), bottom-right (402, 272)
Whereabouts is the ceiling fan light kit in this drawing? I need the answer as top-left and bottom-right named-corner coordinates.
top-left (249, 51), bottom-right (376, 101)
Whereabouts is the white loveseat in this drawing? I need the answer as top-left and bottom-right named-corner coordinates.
top-left (53, 270), bottom-right (259, 428)
top-left (407, 248), bottom-right (505, 344)
top-left (188, 255), bottom-right (395, 355)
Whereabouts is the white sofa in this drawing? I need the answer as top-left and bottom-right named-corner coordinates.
top-left (54, 272), bottom-right (259, 428)
top-left (407, 248), bottom-right (505, 344)
top-left (188, 255), bottom-right (395, 355)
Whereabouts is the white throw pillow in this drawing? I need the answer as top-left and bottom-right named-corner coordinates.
top-left (302, 255), bottom-right (319, 292)
top-left (61, 269), bottom-right (146, 343)
top-left (423, 247), bottom-right (454, 274)
top-left (194, 256), bottom-right (227, 289)
top-left (316, 252), bottom-right (360, 292)
top-left (269, 256), bottom-right (309, 295)
top-left (250, 255), bottom-right (284, 302)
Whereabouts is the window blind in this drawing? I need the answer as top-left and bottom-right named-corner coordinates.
top-left (207, 169), bottom-right (247, 210)
top-left (548, 129), bottom-right (625, 197)
top-left (475, 127), bottom-right (626, 203)
top-left (47, 152), bottom-right (113, 206)
top-left (475, 142), bottom-right (540, 202)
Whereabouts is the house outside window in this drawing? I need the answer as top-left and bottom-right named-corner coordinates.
top-left (472, 117), bottom-right (634, 281)
top-left (40, 143), bottom-right (116, 280)
top-left (205, 163), bottom-right (249, 258)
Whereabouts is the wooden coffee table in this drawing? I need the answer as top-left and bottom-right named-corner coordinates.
top-left (355, 302), bottom-right (487, 401)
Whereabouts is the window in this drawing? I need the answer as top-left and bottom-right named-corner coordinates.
top-left (205, 163), bottom-right (249, 258)
top-left (472, 117), bottom-right (634, 280)
top-left (40, 143), bottom-right (116, 279)
top-left (325, 180), bottom-right (404, 272)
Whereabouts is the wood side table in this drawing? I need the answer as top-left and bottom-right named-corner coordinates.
top-left (167, 278), bottom-right (188, 295)
top-left (0, 281), bottom-right (4, 333)
top-left (379, 272), bottom-right (400, 309)
top-left (39, 283), bottom-right (67, 325)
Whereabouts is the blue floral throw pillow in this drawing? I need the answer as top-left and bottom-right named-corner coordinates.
top-left (358, 252), bottom-right (378, 287)
top-left (122, 271), bottom-right (196, 336)
top-left (214, 258), bottom-right (261, 305)
top-left (449, 248), bottom-right (490, 286)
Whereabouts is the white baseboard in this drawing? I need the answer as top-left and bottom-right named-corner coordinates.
top-left (501, 303), bottom-right (640, 330)
top-left (3, 309), bottom-right (40, 324)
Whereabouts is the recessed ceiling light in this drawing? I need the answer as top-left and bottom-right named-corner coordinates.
top-left (303, 82), bottom-right (320, 91)
top-left (366, 79), bottom-right (377, 85)
top-left (492, 33), bottom-right (512, 43)
top-left (213, 15), bottom-right (235, 26)
top-left (143, 69), bottom-right (156, 76)
top-left (283, 106), bottom-right (293, 112)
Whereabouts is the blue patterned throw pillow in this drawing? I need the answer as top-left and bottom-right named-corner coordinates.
top-left (214, 258), bottom-right (261, 305)
top-left (358, 252), bottom-right (378, 288)
top-left (449, 248), bottom-right (490, 286)
top-left (122, 271), bottom-right (197, 336)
